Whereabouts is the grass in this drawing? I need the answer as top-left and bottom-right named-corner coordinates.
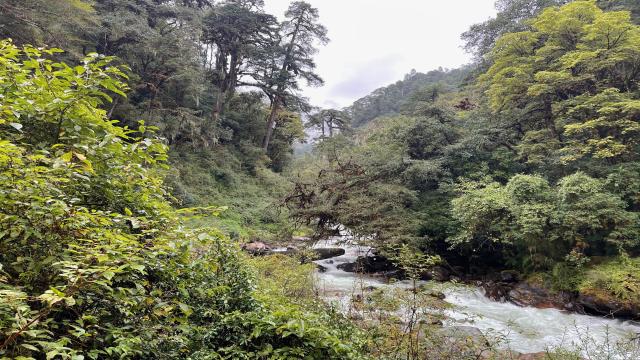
top-left (578, 256), bottom-right (640, 305)
top-left (167, 146), bottom-right (296, 241)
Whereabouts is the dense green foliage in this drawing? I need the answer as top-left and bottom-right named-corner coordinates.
top-left (291, 1), bottom-right (640, 303)
top-left (2, 0), bottom-right (640, 358)
top-left (345, 67), bottom-right (471, 127)
top-left (0, 0), bottom-right (317, 218)
top-left (0, 41), bottom-right (364, 359)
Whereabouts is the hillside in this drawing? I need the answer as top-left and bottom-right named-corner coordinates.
top-left (346, 67), bottom-right (471, 127)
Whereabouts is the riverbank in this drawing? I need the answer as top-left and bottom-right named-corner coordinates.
top-left (315, 243), bottom-right (640, 322)
top-left (310, 237), bottom-right (640, 355)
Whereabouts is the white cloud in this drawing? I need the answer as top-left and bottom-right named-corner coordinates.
top-left (263, 0), bottom-right (497, 108)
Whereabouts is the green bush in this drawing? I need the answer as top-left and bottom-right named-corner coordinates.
top-left (0, 40), bottom-right (365, 360)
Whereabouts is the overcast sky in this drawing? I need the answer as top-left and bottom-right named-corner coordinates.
top-left (262, 0), bottom-right (498, 109)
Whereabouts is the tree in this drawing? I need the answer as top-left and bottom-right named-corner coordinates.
top-left (462, 0), bottom-right (569, 61)
top-left (266, 110), bottom-right (306, 171)
top-left (202, 0), bottom-right (278, 122)
top-left (480, 0), bottom-right (640, 172)
top-left (346, 68), bottom-right (470, 127)
top-left (261, 1), bottom-right (328, 152)
top-left (307, 108), bottom-right (351, 138)
top-left (0, 0), bottom-right (97, 56)
top-left (451, 173), bottom-right (639, 270)
top-left (597, 0), bottom-right (640, 23)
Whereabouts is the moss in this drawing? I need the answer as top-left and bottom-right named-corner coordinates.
top-left (578, 256), bottom-right (640, 306)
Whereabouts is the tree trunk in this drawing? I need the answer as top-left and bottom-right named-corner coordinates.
top-left (544, 98), bottom-right (561, 142)
top-left (212, 93), bottom-right (222, 122)
top-left (262, 100), bottom-right (279, 151)
top-left (262, 13), bottom-right (304, 152)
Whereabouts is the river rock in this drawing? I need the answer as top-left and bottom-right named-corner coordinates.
top-left (419, 266), bottom-right (451, 282)
top-left (429, 291), bottom-right (446, 300)
top-left (337, 262), bottom-right (357, 272)
top-left (336, 255), bottom-right (397, 274)
top-left (381, 269), bottom-right (405, 279)
top-left (241, 241), bottom-right (271, 255)
top-left (313, 247), bottom-right (345, 260)
top-left (500, 270), bottom-right (520, 283)
top-left (316, 264), bottom-right (328, 273)
top-left (577, 293), bottom-right (640, 318)
top-left (507, 283), bottom-right (551, 307)
top-left (359, 255), bottom-right (396, 272)
top-left (433, 266), bottom-right (451, 281)
top-left (419, 316), bottom-right (443, 326)
top-left (482, 281), bottom-right (512, 302)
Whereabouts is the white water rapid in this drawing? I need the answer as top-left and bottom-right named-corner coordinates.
top-left (312, 237), bottom-right (640, 356)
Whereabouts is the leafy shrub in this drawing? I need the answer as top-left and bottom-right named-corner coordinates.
top-left (451, 173), bottom-right (639, 270)
top-left (0, 41), bottom-right (365, 360)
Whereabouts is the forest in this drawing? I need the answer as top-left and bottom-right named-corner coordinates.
top-left (1, 0), bottom-right (640, 359)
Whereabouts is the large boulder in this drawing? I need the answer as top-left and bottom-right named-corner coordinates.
top-left (241, 241), bottom-right (271, 255)
top-left (420, 266), bottom-right (451, 282)
top-left (507, 283), bottom-right (574, 310)
top-left (482, 281), bottom-right (512, 302)
top-left (337, 262), bottom-right (357, 272)
top-left (335, 255), bottom-right (397, 274)
top-left (576, 293), bottom-right (640, 319)
top-left (500, 270), bottom-right (520, 283)
top-left (313, 247), bottom-right (345, 260)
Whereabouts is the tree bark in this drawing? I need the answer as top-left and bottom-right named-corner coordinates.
top-left (262, 100), bottom-right (280, 151)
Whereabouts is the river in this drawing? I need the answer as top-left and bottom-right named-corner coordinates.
top-left (311, 237), bottom-right (640, 356)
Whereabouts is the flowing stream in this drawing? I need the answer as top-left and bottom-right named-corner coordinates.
top-left (312, 237), bottom-right (640, 355)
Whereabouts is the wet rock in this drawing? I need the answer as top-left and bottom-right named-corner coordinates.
top-left (419, 316), bottom-right (443, 326)
top-left (507, 283), bottom-right (548, 307)
top-left (316, 264), bottom-right (328, 273)
top-left (337, 262), bottom-right (357, 272)
top-left (324, 259), bottom-right (334, 264)
top-left (507, 283), bottom-right (574, 310)
top-left (336, 255), bottom-right (397, 274)
top-left (363, 285), bottom-right (378, 292)
top-left (358, 255), bottom-right (397, 273)
top-left (482, 281), bottom-right (511, 302)
top-left (429, 291), bottom-right (446, 300)
top-left (577, 294), bottom-right (640, 318)
top-left (420, 266), bottom-right (451, 282)
top-left (313, 248), bottom-right (345, 260)
top-left (241, 241), bottom-right (271, 255)
top-left (381, 269), bottom-right (405, 279)
top-left (500, 270), bottom-right (520, 283)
